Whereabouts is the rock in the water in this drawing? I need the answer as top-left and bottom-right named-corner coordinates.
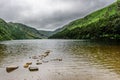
top-left (51, 58), bottom-right (62, 61)
top-left (46, 50), bottom-right (51, 53)
top-left (32, 56), bottom-right (38, 59)
top-left (36, 62), bottom-right (42, 65)
top-left (41, 53), bottom-right (49, 58)
top-left (24, 64), bottom-right (29, 68)
top-left (42, 60), bottom-right (49, 63)
top-left (41, 54), bottom-right (47, 57)
top-left (26, 62), bottom-right (32, 65)
top-left (24, 62), bottom-right (32, 68)
top-left (6, 65), bottom-right (19, 73)
top-left (29, 67), bottom-right (39, 71)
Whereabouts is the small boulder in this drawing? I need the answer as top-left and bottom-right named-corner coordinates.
top-left (36, 62), bottom-right (42, 65)
top-left (24, 64), bottom-right (29, 68)
top-left (6, 65), bottom-right (19, 73)
top-left (29, 67), bottom-right (39, 71)
top-left (41, 54), bottom-right (47, 57)
top-left (38, 56), bottom-right (44, 60)
top-left (46, 50), bottom-right (51, 53)
top-left (37, 60), bottom-right (39, 62)
top-left (51, 58), bottom-right (62, 61)
top-left (42, 60), bottom-right (49, 63)
top-left (32, 56), bottom-right (38, 59)
top-left (26, 62), bottom-right (32, 65)
top-left (58, 58), bottom-right (62, 61)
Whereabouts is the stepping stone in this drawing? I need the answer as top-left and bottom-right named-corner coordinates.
top-left (51, 58), bottom-right (62, 61)
top-left (32, 56), bottom-right (38, 59)
top-left (36, 62), bottom-right (42, 65)
top-left (6, 65), bottom-right (19, 73)
top-left (45, 50), bottom-right (51, 53)
top-left (24, 64), bottom-right (29, 68)
top-left (26, 62), bottom-right (32, 65)
top-left (42, 60), bottom-right (49, 63)
top-left (29, 67), bottom-right (39, 71)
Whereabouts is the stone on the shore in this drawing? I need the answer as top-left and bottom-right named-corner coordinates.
top-left (29, 67), bottom-right (39, 71)
top-left (6, 65), bottom-right (19, 72)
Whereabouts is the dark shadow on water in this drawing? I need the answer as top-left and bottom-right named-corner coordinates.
top-left (65, 40), bottom-right (120, 74)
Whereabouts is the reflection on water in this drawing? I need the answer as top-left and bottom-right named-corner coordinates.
top-left (0, 40), bottom-right (120, 80)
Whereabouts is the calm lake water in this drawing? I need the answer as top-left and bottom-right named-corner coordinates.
top-left (0, 39), bottom-right (120, 80)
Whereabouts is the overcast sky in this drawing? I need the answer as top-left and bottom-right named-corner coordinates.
top-left (0, 0), bottom-right (115, 31)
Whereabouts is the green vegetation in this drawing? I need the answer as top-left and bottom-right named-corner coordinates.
top-left (39, 30), bottom-right (53, 37)
top-left (50, 1), bottom-right (120, 39)
top-left (0, 19), bottom-right (44, 40)
top-left (39, 26), bottom-right (66, 37)
top-left (0, 19), bottom-right (13, 40)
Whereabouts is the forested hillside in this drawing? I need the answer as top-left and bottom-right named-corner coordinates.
top-left (50, 0), bottom-right (120, 39)
top-left (0, 19), bottom-right (44, 40)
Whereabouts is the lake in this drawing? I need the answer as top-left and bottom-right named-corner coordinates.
top-left (0, 39), bottom-right (120, 80)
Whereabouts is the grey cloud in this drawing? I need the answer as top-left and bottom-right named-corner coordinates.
top-left (0, 0), bottom-right (115, 31)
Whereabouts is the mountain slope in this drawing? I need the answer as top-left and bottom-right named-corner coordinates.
top-left (39, 26), bottom-right (66, 37)
top-left (0, 18), bottom-right (13, 40)
top-left (0, 19), bottom-right (44, 40)
top-left (39, 30), bottom-right (53, 37)
top-left (50, 1), bottom-right (120, 39)
top-left (8, 22), bottom-right (45, 39)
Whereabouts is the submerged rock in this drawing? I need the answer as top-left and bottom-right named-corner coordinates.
top-left (6, 65), bottom-right (19, 73)
top-left (26, 62), bottom-right (32, 65)
top-left (38, 55), bottom-right (45, 60)
top-left (32, 56), bottom-right (38, 59)
top-left (42, 60), bottom-right (49, 63)
top-left (29, 67), bottom-right (39, 71)
top-left (44, 51), bottom-right (50, 55)
top-left (46, 50), bottom-right (51, 53)
top-left (36, 62), bottom-right (42, 65)
top-left (51, 58), bottom-right (62, 61)
top-left (41, 54), bottom-right (48, 57)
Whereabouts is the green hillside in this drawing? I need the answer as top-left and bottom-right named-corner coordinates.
top-left (0, 18), bottom-right (13, 40)
top-left (50, 0), bottom-right (120, 39)
top-left (39, 30), bottom-right (53, 37)
top-left (0, 19), bottom-right (44, 40)
top-left (39, 26), bottom-right (66, 37)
